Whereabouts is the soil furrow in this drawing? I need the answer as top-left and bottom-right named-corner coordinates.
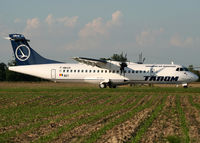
top-left (140, 95), bottom-right (182, 142)
top-left (10, 93), bottom-right (126, 142)
top-left (96, 95), bottom-right (161, 143)
top-left (182, 96), bottom-right (200, 142)
top-left (52, 95), bottom-right (141, 143)
top-left (0, 93), bottom-right (88, 134)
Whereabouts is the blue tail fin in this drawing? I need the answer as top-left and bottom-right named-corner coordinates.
top-left (9, 34), bottom-right (62, 65)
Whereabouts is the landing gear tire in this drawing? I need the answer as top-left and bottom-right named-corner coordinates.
top-left (182, 83), bottom-right (188, 88)
top-left (183, 85), bottom-right (188, 88)
top-left (99, 83), bottom-right (107, 88)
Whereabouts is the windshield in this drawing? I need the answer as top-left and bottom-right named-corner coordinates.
top-left (176, 67), bottom-right (189, 71)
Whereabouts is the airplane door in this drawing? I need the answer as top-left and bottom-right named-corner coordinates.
top-left (51, 69), bottom-right (56, 79)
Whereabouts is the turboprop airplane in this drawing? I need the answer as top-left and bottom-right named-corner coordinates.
top-left (7, 34), bottom-right (198, 88)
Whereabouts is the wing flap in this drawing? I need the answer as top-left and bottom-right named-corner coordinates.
top-left (73, 57), bottom-right (110, 68)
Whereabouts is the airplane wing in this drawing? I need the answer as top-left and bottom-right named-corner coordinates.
top-left (72, 57), bottom-right (109, 68)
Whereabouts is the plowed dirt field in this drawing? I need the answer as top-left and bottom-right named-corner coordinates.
top-left (0, 82), bottom-right (200, 143)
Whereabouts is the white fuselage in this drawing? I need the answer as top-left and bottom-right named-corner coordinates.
top-left (9, 61), bottom-right (198, 85)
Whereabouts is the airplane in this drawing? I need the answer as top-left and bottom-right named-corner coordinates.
top-left (6, 33), bottom-right (198, 88)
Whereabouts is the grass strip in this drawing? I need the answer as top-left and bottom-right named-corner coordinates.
top-left (129, 95), bottom-right (167, 143)
top-left (176, 95), bottom-right (190, 143)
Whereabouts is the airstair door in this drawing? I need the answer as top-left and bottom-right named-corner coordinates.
top-left (51, 69), bottom-right (56, 79)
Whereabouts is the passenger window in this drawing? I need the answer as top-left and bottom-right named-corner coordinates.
top-left (97, 70), bottom-right (99, 73)
top-left (70, 70), bottom-right (73, 72)
top-left (93, 70), bottom-right (95, 73)
top-left (101, 70), bottom-right (103, 73)
top-left (140, 71), bottom-right (142, 73)
top-left (63, 70), bottom-right (65, 72)
top-left (81, 70), bottom-right (84, 72)
top-left (67, 70), bottom-right (69, 72)
top-left (136, 71), bottom-right (138, 73)
top-left (144, 71), bottom-right (146, 73)
top-left (74, 70), bottom-right (76, 72)
top-left (132, 70), bottom-right (134, 73)
top-left (105, 70), bottom-right (107, 73)
top-left (78, 70), bottom-right (80, 72)
top-left (89, 70), bottom-right (91, 73)
top-left (85, 70), bottom-right (87, 73)
top-left (112, 70), bottom-right (115, 73)
top-left (128, 70), bottom-right (130, 73)
top-left (116, 70), bottom-right (119, 73)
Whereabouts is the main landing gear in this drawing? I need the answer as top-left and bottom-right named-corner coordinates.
top-left (99, 83), bottom-right (117, 88)
top-left (99, 83), bottom-right (107, 88)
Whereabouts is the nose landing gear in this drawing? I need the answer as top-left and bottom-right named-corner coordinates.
top-left (182, 83), bottom-right (188, 88)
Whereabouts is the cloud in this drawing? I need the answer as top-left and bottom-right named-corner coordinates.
top-left (79, 17), bottom-right (107, 38)
top-left (45, 14), bottom-right (54, 25)
top-left (14, 18), bottom-right (21, 23)
top-left (79, 10), bottom-right (123, 38)
top-left (24, 18), bottom-right (40, 32)
top-left (22, 14), bottom-right (79, 39)
top-left (170, 34), bottom-right (195, 47)
top-left (136, 28), bottom-right (164, 46)
top-left (57, 16), bottom-right (78, 27)
top-left (67, 10), bottom-right (123, 50)
top-left (45, 14), bottom-right (78, 27)
top-left (106, 10), bottom-right (123, 27)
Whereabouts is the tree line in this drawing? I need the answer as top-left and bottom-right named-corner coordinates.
top-left (0, 61), bottom-right (43, 81)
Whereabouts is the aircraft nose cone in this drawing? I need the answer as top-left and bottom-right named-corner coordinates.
top-left (193, 74), bottom-right (199, 82)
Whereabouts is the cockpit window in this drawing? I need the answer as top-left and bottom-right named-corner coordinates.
top-left (176, 67), bottom-right (189, 71)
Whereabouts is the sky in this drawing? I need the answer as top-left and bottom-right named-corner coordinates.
top-left (0, 0), bottom-right (200, 66)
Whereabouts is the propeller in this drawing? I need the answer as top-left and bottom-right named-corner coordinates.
top-left (120, 62), bottom-right (127, 76)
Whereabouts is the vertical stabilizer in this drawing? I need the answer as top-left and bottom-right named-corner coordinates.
top-left (9, 34), bottom-right (62, 65)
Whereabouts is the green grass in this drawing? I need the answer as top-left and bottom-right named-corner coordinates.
top-left (166, 135), bottom-right (182, 143)
top-left (129, 96), bottom-right (167, 143)
top-left (83, 95), bottom-right (157, 143)
top-left (34, 94), bottom-right (141, 142)
top-left (188, 95), bottom-right (200, 110)
top-left (0, 83), bottom-right (200, 143)
top-left (176, 96), bottom-right (190, 143)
